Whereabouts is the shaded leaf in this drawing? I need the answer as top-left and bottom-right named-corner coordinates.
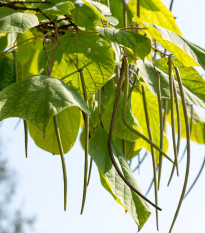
top-left (97, 26), bottom-right (151, 59)
top-left (52, 32), bottom-right (115, 99)
top-left (0, 56), bottom-right (16, 91)
top-left (0, 75), bottom-right (90, 133)
top-left (0, 8), bottom-right (39, 33)
top-left (28, 107), bottom-right (80, 154)
top-left (89, 129), bottom-right (151, 229)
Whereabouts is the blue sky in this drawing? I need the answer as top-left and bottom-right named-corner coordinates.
top-left (1, 1), bottom-right (205, 233)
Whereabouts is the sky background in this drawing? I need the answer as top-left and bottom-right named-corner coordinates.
top-left (1, 0), bottom-right (205, 233)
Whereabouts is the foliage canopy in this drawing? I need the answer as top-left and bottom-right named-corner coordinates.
top-left (0, 0), bottom-right (205, 232)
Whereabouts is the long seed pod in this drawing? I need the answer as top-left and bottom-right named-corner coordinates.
top-left (156, 71), bottom-right (164, 190)
top-left (168, 76), bottom-right (181, 185)
top-left (13, 51), bottom-right (29, 158)
top-left (179, 105), bottom-right (193, 163)
top-left (98, 89), bottom-right (104, 128)
top-left (53, 115), bottom-right (67, 211)
top-left (79, 70), bottom-right (90, 215)
top-left (169, 64), bottom-right (191, 233)
top-left (108, 57), bottom-right (162, 210)
top-left (87, 157), bottom-right (93, 187)
top-left (168, 55), bottom-right (179, 176)
top-left (141, 85), bottom-right (159, 230)
top-left (184, 153), bottom-right (205, 199)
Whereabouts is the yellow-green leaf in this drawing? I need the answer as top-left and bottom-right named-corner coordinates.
top-left (128, 0), bottom-right (182, 35)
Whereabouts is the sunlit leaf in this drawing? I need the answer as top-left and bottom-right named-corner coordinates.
top-left (128, 0), bottom-right (182, 34)
top-left (102, 89), bottom-right (142, 141)
top-left (89, 129), bottom-right (151, 229)
top-left (28, 107), bottom-right (80, 154)
top-left (137, 59), bottom-right (205, 109)
top-left (52, 32), bottom-right (115, 99)
top-left (133, 17), bottom-right (205, 70)
top-left (155, 58), bottom-right (205, 103)
top-left (43, 1), bottom-right (75, 16)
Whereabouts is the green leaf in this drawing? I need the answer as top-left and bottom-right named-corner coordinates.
top-left (0, 8), bottom-right (39, 33)
top-left (0, 75), bottom-right (90, 133)
top-left (43, 1), bottom-right (75, 16)
top-left (0, 34), bottom-right (7, 53)
top-left (89, 129), bottom-right (151, 229)
top-left (128, 0), bottom-right (182, 34)
top-left (71, 4), bottom-right (99, 30)
top-left (137, 59), bottom-right (205, 109)
top-left (102, 88), bottom-right (142, 141)
top-left (133, 17), bottom-right (205, 70)
top-left (52, 32), bottom-right (115, 99)
top-left (131, 84), bottom-right (169, 163)
top-left (0, 56), bottom-right (16, 92)
top-left (101, 0), bottom-right (127, 28)
top-left (97, 26), bottom-right (151, 59)
top-left (28, 107), bottom-right (80, 154)
top-left (155, 58), bottom-right (205, 103)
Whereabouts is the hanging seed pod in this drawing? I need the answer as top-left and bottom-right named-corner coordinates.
top-left (108, 56), bottom-right (161, 210)
top-left (79, 70), bottom-right (90, 215)
top-left (141, 84), bottom-right (159, 230)
top-left (168, 75), bottom-right (181, 185)
top-left (156, 71), bottom-right (164, 190)
top-left (53, 115), bottom-right (67, 211)
top-left (169, 64), bottom-right (191, 233)
top-left (168, 55), bottom-right (179, 177)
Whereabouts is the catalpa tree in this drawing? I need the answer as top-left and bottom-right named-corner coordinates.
top-left (0, 0), bottom-right (204, 232)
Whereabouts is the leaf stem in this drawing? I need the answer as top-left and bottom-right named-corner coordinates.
top-left (53, 115), bottom-right (67, 211)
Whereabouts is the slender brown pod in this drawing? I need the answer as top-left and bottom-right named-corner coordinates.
top-left (108, 57), bottom-right (162, 210)
top-left (168, 55), bottom-right (179, 176)
top-left (168, 77), bottom-right (181, 185)
top-left (169, 64), bottom-right (191, 233)
top-left (156, 71), bottom-right (164, 190)
top-left (141, 85), bottom-right (159, 230)
top-left (79, 70), bottom-right (90, 215)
